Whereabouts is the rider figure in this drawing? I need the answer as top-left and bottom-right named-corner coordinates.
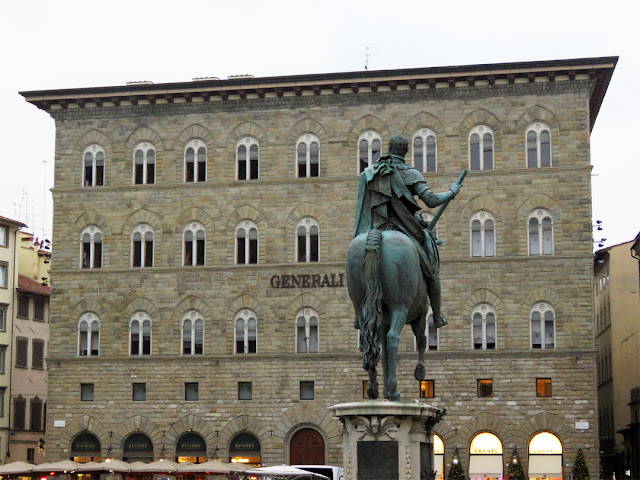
top-left (353, 135), bottom-right (461, 328)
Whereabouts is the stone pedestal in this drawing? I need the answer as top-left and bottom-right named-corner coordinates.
top-left (329, 401), bottom-right (444, 480)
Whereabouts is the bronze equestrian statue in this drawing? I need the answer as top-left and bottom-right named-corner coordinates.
top-left (346, 135), bottom-right (465, 401)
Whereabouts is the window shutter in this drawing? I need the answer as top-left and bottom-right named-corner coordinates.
top-left (13, 397), bottom-right (26, 429)
top-left (32, 340), bottom-right (44, 369)
top-left (16, 338), bottom-right (28, 367)
top-left (30, 398), bottom-right (42, 430)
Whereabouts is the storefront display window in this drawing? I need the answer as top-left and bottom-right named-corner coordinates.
top-left (468, 432), bottom-right (503, 480)
top-left (229, 432), bottom-right (261, 467)
top-left (528, 432), bottom-right (562, 480)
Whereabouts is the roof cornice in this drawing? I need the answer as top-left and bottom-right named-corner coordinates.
top-left (20, 56), bottom-right (618, 131)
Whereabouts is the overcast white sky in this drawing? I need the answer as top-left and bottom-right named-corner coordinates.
top-left (0, 0), bottom-right (638, 248)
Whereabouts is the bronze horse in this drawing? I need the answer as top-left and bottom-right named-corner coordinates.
top-left (346, 229), bottom-right (428, 401)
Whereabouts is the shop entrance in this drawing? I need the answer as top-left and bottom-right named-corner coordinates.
top-left (290, 428), bottom-right (325, 465)
top-left (123, 432), bottom-right (154, 463)
top-left (70, 432), bottom-right (101, 463)
top-left (468, 432), bottom-right (503, 480)
top-left (433, 434), bottom-right (444, 480)
top-left (229, 432), bottom-right (261, 467)
top-left (175, 432), bottom-right (207, 464)
top-left (528, 432), bottom-right (563, 480)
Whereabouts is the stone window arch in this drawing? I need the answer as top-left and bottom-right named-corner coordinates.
top-left (472, 304), bottom-right (496, 350)
top-left (78, 312), bottom-right (100, 356)
top-left (183, 222), bottom-right (206, 266)
top-left (130, 311), bottom-right (152, 356)
top-left (526, 123), bottom-right (552, 168)
top-left (470, 211), bottom-right (495, 257)
top-left (412, 128), bottom-right (437, 172)
top-left (132, 224), bottom-right (154, 267)
top-left (235, 309), bottom-right (257, 354)
top-left (296, 217), bottom-right (319, 263)
top-left (236, 220), bottom-right (258, 265)
top-left (237, 137), bottom-right (259, 180)
top-left (528, 209), bottom-right (553, 255)
top-left (530, 302), bottom-right (555, 349)
top-left (296, 308), bottom-right (319, 353)
top-left (469, 125), bottom-right (494, 171)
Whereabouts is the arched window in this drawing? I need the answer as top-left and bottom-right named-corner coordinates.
top-left (132, 224), bottom-right (154, 267)
top-left (414, 307), bottom-right (438, 351)
top-left (412, 129), bottom-right (437, 172)
top-left (133, 142), bottom-right (156, 184)
top-left (357, 131), bottom-right (382, 174)
top-left (528, 209), bottom-right (553, 255)
top-left (469, 126), bottom-right (494, 171)
top-left (234, 309), bottom-right (257, 354)
top-left (297, 134), bottom-right (320, 177)
top-left (237, 137), bottom-right (259, 180)
top-left (130, 312), bottom-right (152, 355)
top-left (185, 139), bottom-right (207, 182)
top-left (530, 302), bottom-right (555, 349)
top-left (78, 312), bottom-right (100, 356)
top-left (526, 123), bottom-right (552, 168)
top-left (472, 304), bottom-right (496, 350)
top-left (83, 144), bottom-right (105, 187)
top-left (181, 310), bottom-right (204, 355)
top-left (183, 222), bottom-right (205, 266)
top-left (470, 211), bottom-right (495, 257)
top-left (469, 432), bottom-right (503, 480)
top-left (296, 308), bottom-right (319, 353)
top-left (236, 220), bottom-right (258, 264)
top-left (296, 218), bottom-right (319, 263)
top-left (81, 226), bottom-right (103, 269)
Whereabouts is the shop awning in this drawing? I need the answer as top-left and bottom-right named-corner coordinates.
top-left (528, 455), bottom-right (563, 476)
top-left (469, 455), bottom-right (503, 477)
top-left (434, 454), bottom-right (444, 479)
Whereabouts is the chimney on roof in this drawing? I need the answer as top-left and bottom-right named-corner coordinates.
top-left (126, 80), bottom-right (154, 85)
top-left (228, 74), bottom-right (254, 79)
top-left (193, 77), bottom-right (220, 81)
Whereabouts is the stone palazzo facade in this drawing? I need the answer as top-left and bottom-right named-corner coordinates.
top-left (21, 56), bottom-right (616, 477)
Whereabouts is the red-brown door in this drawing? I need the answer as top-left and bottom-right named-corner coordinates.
top-left (290, 428), bottom-right (325, 465)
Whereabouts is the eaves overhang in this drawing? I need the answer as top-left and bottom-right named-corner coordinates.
top-left (20, 56), bottom-right (618, 132)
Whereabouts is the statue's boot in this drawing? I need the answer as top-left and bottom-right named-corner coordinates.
top-left (433, 316), bottom-right (447, 328)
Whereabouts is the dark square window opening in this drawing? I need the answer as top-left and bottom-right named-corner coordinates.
top-left (133, 383), bottom-right (146, 401)
top-left (420, 380), bottom-right (435, 398)
top-left (300, 381), bottom-right (314, 400)
top-left (536, 378), bottom-right (552, 397)
top-left (477, 379), bottom-right (493, 398)
top-left (238, 382), bottom-right (252, 400)
top-left (185, 382), bottom-right (199, 401)
top-left (81, 383), bottom-right (94, 402)
top-left (362, 380), bottom-right (369, 399)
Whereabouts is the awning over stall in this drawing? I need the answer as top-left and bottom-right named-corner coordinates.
top-left (468, 455), bottom-right (503, 477)
top-left (528, 455), bottom-right (563, 477)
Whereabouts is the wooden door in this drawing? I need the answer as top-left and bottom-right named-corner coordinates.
top-left (290, 428), bottom-right (325, 465)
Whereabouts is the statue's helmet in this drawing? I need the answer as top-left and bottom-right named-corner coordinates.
top-left (388, 135), bottom-right (409, 157)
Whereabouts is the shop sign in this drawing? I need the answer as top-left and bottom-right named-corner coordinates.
top-left (124, 433), bottom-right (153, 453)
top-left (575, 421), bottom-right (589, 430)
top-left (470, 447), bottom-right (501, 454)
top-left (177, 433), bottom-right (206, 452)
top-left (72, 433), bottom-right (100, 453)
top-left (230, 433), bottom-right (260, 452)
top-left (270, 273), bottom-right (345, 288)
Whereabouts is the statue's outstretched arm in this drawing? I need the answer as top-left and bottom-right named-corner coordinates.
top-left (414, 182), bottom-right (459, 208)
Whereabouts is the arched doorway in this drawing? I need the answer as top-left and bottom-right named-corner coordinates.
top-left (122, 432), bottom-right (154, 463)
top-left (528, 432), bottom-right (563, 480)
top-left (175, 432), bottom-right (207, 463)
top-left (229, 432), bottom-right (260, 467)
top-left (468, 432), bottom-right (503, 480)
top-left (70, 432), bottom-right (101, 462)
top-left (290, 428), bottom-right (325, 465)
top-left (433, 434), bottom-right (444, 480)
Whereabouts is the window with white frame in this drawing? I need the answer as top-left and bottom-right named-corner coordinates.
top-left (181, 310), bottom-right (204, 355)
top-left (297, 134), bottom-right (320, 178)
top-left (357, 131), bottom-right (382, 174)
top-left (0, 225), bottom-right (7, 247)
top-left (412, 129), bottom-right (437, 172)
top-left (470, 211), bottom-right (495, 257)
top-left (472, 304), bottom-right (496, 350)
top-left (0, 263), bottom-right (7, 289)
top-left (0, 345), bottom-right (6, 373)
top-left (0, 304), bottom-right (6, 331)
top-left (133, 142), bottom-right (156, 184)
top-left (530, 302), bottom-right (555, 349)
top-left (526, 123), bottom-right (551, 168)
top-left (296, 308), bottom-right (319, 353)
top-left (81, 226), bottom-right (103, 269)
top-left (78, 312), bottom-right (100, 356)
top-left (414, 307), bottom-right (438, 351)
top-left (237, 137), bottom-right (259, 180)
top-left (83, 144), bottom-right (105, 187)
top-left (296, 217), bottom-right (319, 262)
top-left (234, 309), bottom-right (257, 354)
top-left (132, 224), bottom-right (154, 267)
top-left (183, 222), bottom-right (205, 266)
top-left (130, 312), bottom-right (152, 355)
top-left (185, 139), bottom-right (207, 182)
top-left (236, 220), bottom-right (258, 264)
top-left (528, 209), bottom-right (553, 255)
top-left (469, 125), bottom-right (494, 171)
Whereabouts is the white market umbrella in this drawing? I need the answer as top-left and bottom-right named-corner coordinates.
top-left (32, 460), bottom-right (81, 473)
top-left (178, 460), bottom-right (234, 474)
top-left (0, 461), bottom-right (35, 475)
top-left (74, 462), bottom-right (101, 471)
top-left (77, 460), bottom-right (131, 473)
top-left (130, 460), bottom-right (180, 472)
top-left (244, 465), bottom-right (329, 479)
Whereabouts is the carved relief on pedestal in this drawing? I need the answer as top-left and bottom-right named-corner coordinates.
top-left (351, 415), bottom-right (403, 441)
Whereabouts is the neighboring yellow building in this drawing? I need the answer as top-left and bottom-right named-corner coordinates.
top-left (9, 231), bottom-right (50, 463)
top-left (0, 215), bottom-right (27, 465)
top-left (595, 239), bottom-right (640, 479)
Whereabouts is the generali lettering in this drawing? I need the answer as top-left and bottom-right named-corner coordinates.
top-left (270, 273), bottom-right (345, 288)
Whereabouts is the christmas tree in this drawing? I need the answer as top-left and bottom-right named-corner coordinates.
top-left (572, 449), bottom-right (590, 480)
top-left (447, 460), bottom-right (465, 480)
top-left (507, 460), bottom-right (526, 480)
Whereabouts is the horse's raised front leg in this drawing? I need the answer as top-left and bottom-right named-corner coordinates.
top-left (385, 307), bottom-right (407, 401)
top-left (411, 313), bottom-right (427, 381)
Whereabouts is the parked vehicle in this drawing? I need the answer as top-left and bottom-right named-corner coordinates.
top-left (291, 465), bottom-right (344, 480)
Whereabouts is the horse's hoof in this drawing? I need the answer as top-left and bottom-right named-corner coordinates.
top-left (434, 316), bottom-right (448, 328)
top-left (414, 363), bottom-right (426, 380)
top-left (388, 391), bottom-right (401, 402)
top-left (367, 381), bottom-right (379, 399)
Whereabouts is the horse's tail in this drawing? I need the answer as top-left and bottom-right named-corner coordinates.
top-left (360, 229), bottom-right (383, 372)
